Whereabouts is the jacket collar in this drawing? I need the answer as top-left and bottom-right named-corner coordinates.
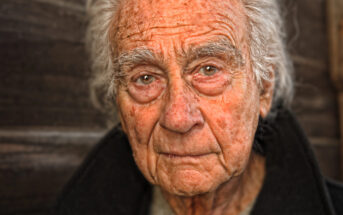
top-left (251, 109), bottom-right (336, 215)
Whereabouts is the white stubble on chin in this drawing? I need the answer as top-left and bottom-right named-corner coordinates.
top-left (155, 154), bottom-right (230, 196)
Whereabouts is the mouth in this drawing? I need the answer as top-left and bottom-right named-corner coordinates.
top-left (159, 152), bottom-right (214, 158)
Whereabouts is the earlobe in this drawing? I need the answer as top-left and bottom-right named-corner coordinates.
top-left (259, 77), bottom-right (274, 118)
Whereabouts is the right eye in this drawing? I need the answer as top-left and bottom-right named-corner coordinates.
top-left (199, 65), bottom-right (218, 77)
top-left (127, 71), bottom-right (166, 103)
top-left (136, 74), bottom-right (156, 85)
top-left (191, 62), bottom-right (231, 96)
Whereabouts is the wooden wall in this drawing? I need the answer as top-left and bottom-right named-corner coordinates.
top-left (0, 1), bottom-right (108, 214)
top-left (285, 0), bottom-right (340, 179)
top-left (0, 0), bottom-right (340, 214)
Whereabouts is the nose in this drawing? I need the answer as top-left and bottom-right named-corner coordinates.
top-left (159, 80), bottom-right (204, 134)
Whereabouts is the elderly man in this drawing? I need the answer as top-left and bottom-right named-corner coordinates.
top-left (55, 0), bottom-right (343, 214)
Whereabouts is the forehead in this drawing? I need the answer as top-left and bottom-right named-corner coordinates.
top-left (113, 0), bottom-right (248, 53)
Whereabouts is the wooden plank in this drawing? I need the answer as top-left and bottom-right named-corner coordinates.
top-left (339, 93), bottom-right (343, 180)
top-left (311, 138), bottom-right (340, 180)
top-left (291, 56), bottom-right (339, 139)
top-left (327, 0), bottom-right (343, 88)
top-left (284, 0), bottom-right (328, 61)
top-left (0, 41), bottom-right (111, 127)
top-left (0, 0), bottom-right (86, 42)
top-left (327, 0), bottom-right (343, 179)
top-left (0, 128), bottom-right (105, 214)
top-left (295, 113), bottom-right (339, 138)
top-left (285, 0), bottom-right (339, 139)
top-left (0, 0), bottom-right (110, 127)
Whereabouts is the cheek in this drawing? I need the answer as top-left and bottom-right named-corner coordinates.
top-left (128, 79), bottom-right (166, 103)
top-left (199, 73), bottom-right (260, 174)
top-left (117, 91), bottom-right (162, 182)
top-left (192, 72), bottom-right (231, 96)
top-left (118, 92), bottom-right (161, 143)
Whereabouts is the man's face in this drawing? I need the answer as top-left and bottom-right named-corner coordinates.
top-left (115, 0), bottom-right (270, 196)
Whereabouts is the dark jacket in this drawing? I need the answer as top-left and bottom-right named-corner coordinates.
top-left (54, 109), bottom-right (343, 215)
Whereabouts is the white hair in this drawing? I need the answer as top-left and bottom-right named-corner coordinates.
top-left (86, 0), bottom-right (294, 115)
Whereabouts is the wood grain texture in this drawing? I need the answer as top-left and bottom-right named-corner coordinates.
top-left (327, 0), bottom-right (343, 179)
top-left (285, 0), bottom-right (340, 139)
top-left (0, 128), bottom-right (106, 214)
top-left (312, 138), bottom-right (340, 180)
top-left (327, 0), bottom-right (343, 88)
top-left (0, 0), bottom-right (86, 42)
top-left (0, 0), bottom-right (110, 128)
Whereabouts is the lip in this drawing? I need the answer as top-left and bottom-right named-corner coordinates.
top-left (159, 152), bottom-right (214, 158)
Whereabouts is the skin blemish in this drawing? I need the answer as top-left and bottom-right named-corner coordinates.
top-left (216, 118), bottom-right (227, 129)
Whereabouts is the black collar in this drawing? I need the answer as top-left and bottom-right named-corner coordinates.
top-left (55, 109), bottom-right (336, 215)
top-left (251, 110), bottom-right (336, 215)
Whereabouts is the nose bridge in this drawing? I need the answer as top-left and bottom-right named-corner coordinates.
top-left (160, 75), bottom-right (203, 133)
top-left (168, 80), bottom-right (192, 119)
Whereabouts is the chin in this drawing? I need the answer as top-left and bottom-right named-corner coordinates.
top-left (158, 169), bottom-right (229, 197)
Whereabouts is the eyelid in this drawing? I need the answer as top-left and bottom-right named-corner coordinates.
top-left (186, 58), bottom-right (224, 74)
top-left (192, 63), bottom-right (223, 76)
top-left (128, 65), bottom-right (165, 80)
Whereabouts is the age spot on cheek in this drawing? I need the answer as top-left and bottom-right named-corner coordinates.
top-left (216, 118), bottom-right (227, 129)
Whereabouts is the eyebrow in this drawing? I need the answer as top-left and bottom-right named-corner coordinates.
top-left (113, 47), bottom-right (162, 80)
top-left (183, 38), bottom-right (245, 68)
top-left (113, 38), bottom-right (245, 79)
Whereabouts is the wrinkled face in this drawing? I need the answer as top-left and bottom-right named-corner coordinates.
top-left (114, 0), bottom-right (270, 196)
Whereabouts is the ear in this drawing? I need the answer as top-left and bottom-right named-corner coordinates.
top-left (259, 73), bottom-right (274, 118)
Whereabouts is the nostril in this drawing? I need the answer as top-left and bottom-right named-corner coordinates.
top-left (159, 107), bottom-right (204, 134)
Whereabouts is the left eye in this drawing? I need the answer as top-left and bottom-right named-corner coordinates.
top-left (136, 74), bottom-right (155, 85)
top-left (199, 65), bottom-right (218, 76)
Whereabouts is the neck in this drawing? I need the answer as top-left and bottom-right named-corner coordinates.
top-left (161, 153), bottom-right (266, 215)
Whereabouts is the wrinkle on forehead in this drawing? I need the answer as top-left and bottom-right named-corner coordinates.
top-left (114, 0), bottom-right (248, 47)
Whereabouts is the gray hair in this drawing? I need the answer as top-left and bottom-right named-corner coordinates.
top-left (86, 0), bottom-right (294, 115)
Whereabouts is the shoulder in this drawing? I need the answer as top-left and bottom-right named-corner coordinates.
top-left (326, 178), bottom-right (343, 215)
top-left (53, 125), bottom-right (152, 215)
